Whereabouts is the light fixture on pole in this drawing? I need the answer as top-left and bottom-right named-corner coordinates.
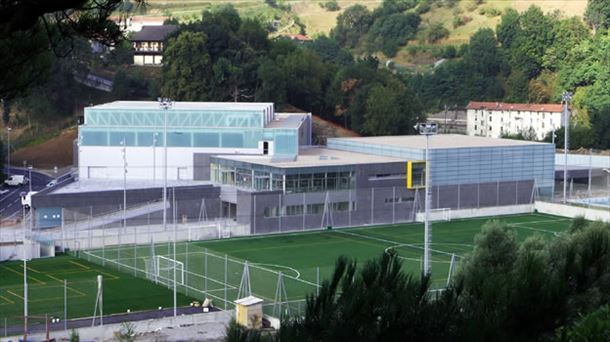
top-left (414, 122), bottom-right (437, 275)
top-left (158, 97), bottom-right (175, 317)
top-left (562, 91), bottom-right (572, 204)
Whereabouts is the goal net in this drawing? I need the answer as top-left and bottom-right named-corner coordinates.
top-left (416, 208), bottom-right (452, 222)
top-left (145, 255), bottom-right (184, 286)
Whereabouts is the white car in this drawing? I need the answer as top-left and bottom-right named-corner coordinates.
top-left (4, 175), bottom-right (28, 186)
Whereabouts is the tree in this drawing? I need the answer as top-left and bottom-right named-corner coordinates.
top-left (464, 28), bottom-right (500, 77)
top-left (308, 36), bottom-right (353, 66)
top-left (256, 47), bottom-right (329, 114)
top-left (588, 103), bottom-right (610, 149)
top-left (279, 251), bottom-right (461, 341)
top-left (496, 8), bottom-right (520, 49)
top-left (0, 0), bottom-right (136, 101)
top-left (585, 0), bottom-right (610, 31)
top-left (331, 5), bottom-right (373, 48)
top-left (365, 13), bottom-right (420, 56)
top-left (504, 68), bottom-right (529, 103)
top-left (362, 79), bottom-right (421, 136)
top-left (161, 31), bottom-right (213, 101)
top-left (509, 6), bottom-right (554, 78)
top-left (558, 306), bottom-right (610, 341)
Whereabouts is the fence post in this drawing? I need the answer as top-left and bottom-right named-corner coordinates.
top-left (224, 254), bottom-right (228, 310)
top-left (204, 248), bottom-right (208, 298)
top-left (64, 279), bottom-right (68, 331)
top-left (316, 267), bottom-right (320, 296)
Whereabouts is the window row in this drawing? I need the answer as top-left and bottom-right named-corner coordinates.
top-left (263, 201), bottom-right (356, 218)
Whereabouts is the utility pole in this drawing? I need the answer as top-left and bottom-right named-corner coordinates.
top-left (562, 91), bottom-right (572, 203)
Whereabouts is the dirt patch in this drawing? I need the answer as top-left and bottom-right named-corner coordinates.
top-left (11, 127), bottom-right (76, 168)
top-left (312, 115), bottom-right (359, 145)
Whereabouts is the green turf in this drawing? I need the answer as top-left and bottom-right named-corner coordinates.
top-left (0, 255), bottom-right (193, 327)
top-left (78, 213), bottom-right (573, 315)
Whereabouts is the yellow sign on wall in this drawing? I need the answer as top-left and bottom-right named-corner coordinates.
top-left (406, 161), bottom-right (426, 189)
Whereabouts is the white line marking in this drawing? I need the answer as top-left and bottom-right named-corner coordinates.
top-left (250, 263), bottom-right (301, 279)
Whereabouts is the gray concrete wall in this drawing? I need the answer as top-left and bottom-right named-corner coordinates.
top-left (32, 185), bottom-right (221, 228)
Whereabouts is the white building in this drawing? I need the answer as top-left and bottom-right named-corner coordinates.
top-left (78, 101), bottom-right (312, 181)
top-left (111, 16), bottom-right (168, 33)
top-left (466, 101), bottom-right (564, 140)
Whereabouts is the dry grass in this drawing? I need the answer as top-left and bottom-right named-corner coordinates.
top-left (12, 127), bottom-right (77, 168)
top-left (291, 0), bottom-right (383, 36)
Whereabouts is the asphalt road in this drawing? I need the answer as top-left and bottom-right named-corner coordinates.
top-left (1, 166), bottom-right (52, 219)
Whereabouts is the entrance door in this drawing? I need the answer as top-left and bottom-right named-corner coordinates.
top-left (177, 167), bottom-right (188, 180)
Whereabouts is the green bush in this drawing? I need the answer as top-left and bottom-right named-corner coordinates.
top-left (320, 0), bottom-right (340, 11)
top-left (478, 6), bottom-right (502, 17)
top-left (426, 23), bottom-right (450, 43)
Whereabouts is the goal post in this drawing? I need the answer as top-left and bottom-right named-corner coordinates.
top-left (145, 255), bottom-right (184, 286)
top-left (416, 208), bottom-right (451, 222)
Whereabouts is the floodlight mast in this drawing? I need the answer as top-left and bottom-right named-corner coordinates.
top-left (158, 97), bottom-right (176, 317)
top-left (415, 122), bottom-right (437, 275)
top-left (562, 91), bottom-right (572, 204)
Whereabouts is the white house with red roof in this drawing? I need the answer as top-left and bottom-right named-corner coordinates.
top-left (466, 101), bottom-right (564, 140)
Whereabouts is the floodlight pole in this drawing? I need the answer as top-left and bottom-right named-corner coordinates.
top-left (158, 97), bottom-right (174, 317)
top-left (152, 133), bottom-right (158, 183)
top-left (121, 139), bottom-right (127, 229)
top-left (562, 91), bottom-right (572, 204)
top-left (22, 197), bottom-right (28, 341)
top-left (415, 122), bottom-right (437, 275)
top-left (28, 165), bottom-right (32, 194)
top-left (6, 127), bottom-right (11, 177)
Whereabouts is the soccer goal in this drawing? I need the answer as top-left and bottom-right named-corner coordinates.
top-left (416, 208), bottom-right (452, 222)
top-left (146, 255), bottom-right (184, 286)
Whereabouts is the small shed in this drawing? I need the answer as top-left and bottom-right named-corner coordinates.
top-left (234, 296), bottom-right (264, 329)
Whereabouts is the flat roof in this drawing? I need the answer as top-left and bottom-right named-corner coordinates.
top-left (266, 113), bottom-right (309, 129)
top-left (88, 101), bottom-right (275, 112)
top-left (329, 134), bottom-right (549, 149)
top-left (215, 147), bottom-right (405, 168)
top-left (53, 179), bottom-right (212, 194)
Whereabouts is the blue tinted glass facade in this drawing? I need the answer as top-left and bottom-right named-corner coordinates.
top-left (327, 138), bottom-right (555, 194)
top-left (80, 106), bottom-right (298, 158)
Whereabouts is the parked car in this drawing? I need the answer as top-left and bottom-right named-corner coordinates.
top-left (4, 175), bottom-right (28, 186)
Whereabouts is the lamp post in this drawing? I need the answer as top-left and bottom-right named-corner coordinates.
top-left (6, 127), bottom-right (10, 177)
top-left (28, 165), bottom-right (32, 194)
top-left (121, 139), bottom-right (127, 229)
top-left (603, 168), bottom-right (610, 212)
top-left (21, 191), bottom-right (28, 341)
top-left (158, 97), bottom-right (175, 317)
top-left (562, 91), bottom-right (572, 204)
top-left (152, 132), bottom-right (158, 184)
top-left (414, 122), bottom-right (437, 275)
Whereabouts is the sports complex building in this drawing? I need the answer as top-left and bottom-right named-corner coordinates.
top-left (32, 101), bottom-right (556, 234)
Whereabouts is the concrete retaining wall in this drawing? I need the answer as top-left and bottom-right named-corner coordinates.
top-left (535, 201), bottom-right (610, 223)
top-left (416, 204), bottom-right (534, 222)
top-left (1, 310), bottom-right (233, 342)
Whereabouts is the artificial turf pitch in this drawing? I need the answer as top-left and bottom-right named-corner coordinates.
top-left (0, 213), bottom-right (574, 322)
top-left (0, 255), bottom-right (193, 328)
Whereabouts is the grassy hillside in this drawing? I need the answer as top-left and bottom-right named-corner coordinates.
top-left (389, 0), bottom-right (588, 70)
